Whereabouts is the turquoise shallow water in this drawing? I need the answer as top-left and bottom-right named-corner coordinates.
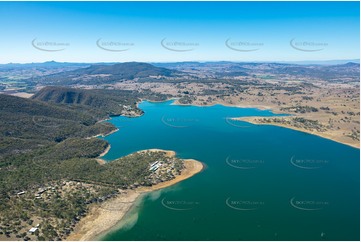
top-left (101, 100), bottom-right (360, 241)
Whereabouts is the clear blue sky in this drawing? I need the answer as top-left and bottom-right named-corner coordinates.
top-left (0, 1), bottom-right (359, 63)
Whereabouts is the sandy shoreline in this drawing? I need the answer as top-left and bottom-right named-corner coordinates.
top-left (96, 144), bottom-right (111, 165)
top-left (66, 149), bottom-right (204, 241)
top-left (94, 127), bottom-right (120, 164)
top-left (99, 128), bottom-right (119, 138)
top-left (86, 128), bottom-right (119, 140)
top-left (235, 117), bottom-right (360, 149)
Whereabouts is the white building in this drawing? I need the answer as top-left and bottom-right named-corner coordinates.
top-left (28, 228), bottom-right (38, 234)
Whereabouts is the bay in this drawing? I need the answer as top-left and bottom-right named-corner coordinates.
top-left (101, 100), bottom-right (359, 241)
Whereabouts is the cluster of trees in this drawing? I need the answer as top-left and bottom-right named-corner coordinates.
top-left (31, 86), bottom-right (145, 116)
top-left (0, 150), bottom-right (179, 240)
top-left (281, 105), bottom-right (318, 113)
top-left (258, 117), bottom-right (326, 132)
top-left (0, 179), bottom-right (118, 241)
top-left (0, 93), bottom-right (117, 165)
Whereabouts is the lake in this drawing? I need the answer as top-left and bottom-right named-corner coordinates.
top-left (101, 100), bottom-right (360, 241)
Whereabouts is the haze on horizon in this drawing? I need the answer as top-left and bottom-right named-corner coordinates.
top-left (0, 1), bottom-right (359, 64)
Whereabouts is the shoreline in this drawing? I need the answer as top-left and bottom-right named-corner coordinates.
top-left (7, 91), bottom-right (359, 149)
top-left (86, 128), bottom-right (120, 140)
top-left (235, 117), bottom-right (360, 149)
top-left (169, 99), bottom-right (358, 148)
top-left (99, 128), bottom-right (119, 137)
top-left (172, 98), bottom-right (288, 114)
top-left (99, 98), bottom-right (358, 152)
top-left (66, 149), bottom-right (204, 241)
top-left (124, 97), bottom-right (359, 148)
top-left (96, 144), bottom-right (111, 165)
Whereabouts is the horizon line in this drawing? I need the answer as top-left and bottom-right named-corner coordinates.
top-left (1, 59), bottom-right (360, 65)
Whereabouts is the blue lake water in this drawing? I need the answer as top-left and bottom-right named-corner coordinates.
top-left (101, 100), bottom-right (360, 241)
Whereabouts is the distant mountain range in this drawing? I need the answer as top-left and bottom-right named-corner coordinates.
top-left (151, 59), bottom-right (360, 67)
top-left (153, 61), bottom-right (359, 82)
top-left (29, 62), bottom-right (181, 85)
top-left (67, 62), bottom-right (178, 77)
top-left (1, 59), bottom-right (358, 67)
top-left (275, 59), bottom-right (360, 65)
top-left (0, 60), bottom-right (359, 86)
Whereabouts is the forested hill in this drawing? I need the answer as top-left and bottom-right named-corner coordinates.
top-left (31, 86), bottom-right (144, 117)
top-left (1, 85), bottom-right (162, 164)
top-left (0, 93), bottom-right (116, 163)
top-left (74, 62), bottom-right (178, 77)
top-left (0, 86), bottom-right (170, 193)
top-left (31, 62), bottom-right (181, 85)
